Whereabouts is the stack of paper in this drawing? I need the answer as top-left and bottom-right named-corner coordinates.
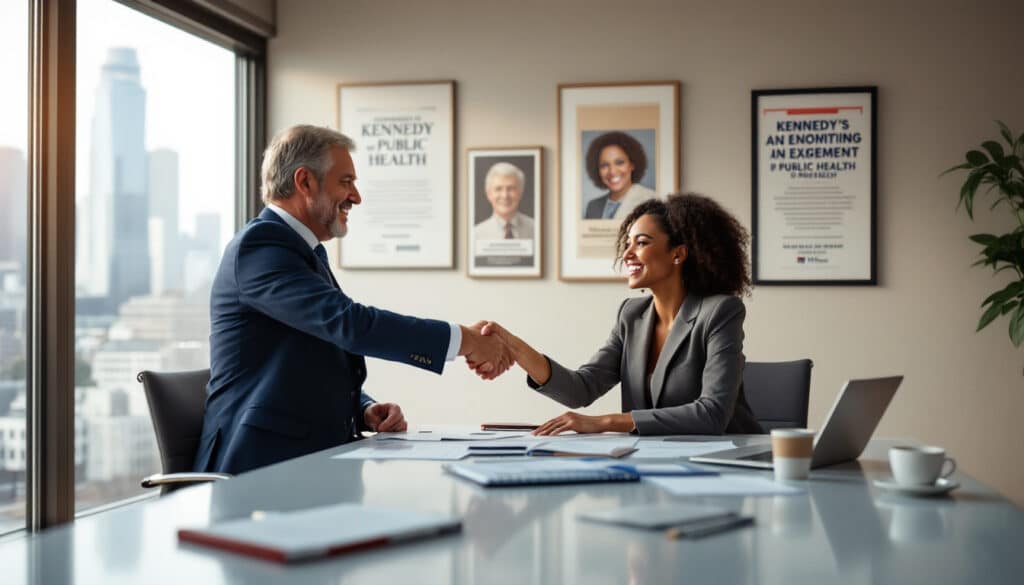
top-left (578, 503), bottom-right (735, 529)
top-left (646, 475), bottom-right (804, 496)
top-left (375, 430), bottom-right (526, 442)
top-left (333, 442), bottom-right (470, 461)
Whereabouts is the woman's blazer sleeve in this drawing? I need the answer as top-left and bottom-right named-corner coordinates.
top-left (631, 296), bottom-right (746, 435)
top-left (526, 301), bottom-right (627, 408)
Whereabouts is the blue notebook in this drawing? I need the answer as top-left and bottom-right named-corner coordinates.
top-left (444, 459), bottom-right (641, 487)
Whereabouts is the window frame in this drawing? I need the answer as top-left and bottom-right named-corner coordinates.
top-left (22, 0), bottom-right (266, 534)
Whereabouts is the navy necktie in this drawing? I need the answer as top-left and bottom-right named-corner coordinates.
top-left (314, 243), bottom-right (329, 266)
top-left (313, 244), bottom-right (340, 289)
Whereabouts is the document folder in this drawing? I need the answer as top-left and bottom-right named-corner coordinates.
top-left (178, 503), bottom-right (461, 563)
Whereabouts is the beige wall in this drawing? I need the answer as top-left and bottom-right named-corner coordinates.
top-left (268, 0), bottom-right (1024, 504)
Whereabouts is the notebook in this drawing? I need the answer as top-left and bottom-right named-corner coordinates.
top-left (178, 503), bottom-right (461, 563)
top-left (444, 459), bottom-right (641, 487)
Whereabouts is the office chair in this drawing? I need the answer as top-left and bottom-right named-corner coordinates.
top-left (743, 359), bottom-right (813, 432)
top-left (137, 369), bottom-right (231, 494)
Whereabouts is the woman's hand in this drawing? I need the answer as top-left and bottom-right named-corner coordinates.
top-left (532, 412), bottom-right (635, 436)
top-left (473, 321), bottom-right (552, 385)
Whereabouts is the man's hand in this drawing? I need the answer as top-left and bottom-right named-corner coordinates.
top-left (363, 402), bottom-right (407, 432)
top-left (459, 322), bottom-right (513, 380)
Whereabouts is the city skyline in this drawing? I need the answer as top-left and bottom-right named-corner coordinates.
top-left (0, 0), bottom-right (237, 530)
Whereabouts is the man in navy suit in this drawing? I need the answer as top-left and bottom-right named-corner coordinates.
top-left (193, 125), bottom-right (510, 475)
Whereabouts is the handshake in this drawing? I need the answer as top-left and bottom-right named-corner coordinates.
top-left (457, 321), bottom-right (521, 380)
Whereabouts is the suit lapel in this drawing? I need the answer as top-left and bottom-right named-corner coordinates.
top-left (627, 298), bottom-right (656, 408)
top-left (259, 207), bottom-right (341, 290)
top-left (650, 293), bottom-right (703, 407)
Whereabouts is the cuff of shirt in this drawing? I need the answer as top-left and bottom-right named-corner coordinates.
top-left (446, 322), bottom-right (461, 362)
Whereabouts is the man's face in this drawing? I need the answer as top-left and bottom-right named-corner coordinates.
top-left (485, 174), bottom-right (523, 222)
top-left (308, 145), bottom-right (361, 240)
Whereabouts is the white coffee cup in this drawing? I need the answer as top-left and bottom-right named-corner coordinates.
top-left (771, 428), bottom-right (815, 481)
top-left (889, 445), bottom-right (956, 486)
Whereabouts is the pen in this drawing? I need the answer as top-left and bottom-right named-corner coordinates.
top-left (665, 515), bottom-right (754, 540)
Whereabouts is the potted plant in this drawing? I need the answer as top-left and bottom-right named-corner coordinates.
top-left (943, 121), bottom-right (1024, 347)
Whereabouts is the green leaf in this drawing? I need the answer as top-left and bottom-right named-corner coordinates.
top-left (969, 233), bottom-right (999, 246)
top-left (966, 150), bottom-right (989, 166)
top-left (981, 281), bottom-right (1024, 306)
top-left (978, 300), bottom-right (1006, 331)
top-left (960, 170), bottom-right (986, 218)
top-left (1010, 304), bottom-right (1024, 347)
top-left (1002, 300), bottom-right (1020, 315)
top-left (940, 162), bottom-right (973, 176)
top-left (983, 140), bottom-right (1006, 162)
top-left (997, 120), bottom-right (1014, 145)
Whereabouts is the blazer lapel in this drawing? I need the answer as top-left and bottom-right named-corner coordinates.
top-left (650, 293), bottom-right (703, 407)
top-left (626, 298), bottom-right (656, 408)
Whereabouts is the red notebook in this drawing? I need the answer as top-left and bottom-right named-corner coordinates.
top-left (178, 503), bottom-right (461, 563)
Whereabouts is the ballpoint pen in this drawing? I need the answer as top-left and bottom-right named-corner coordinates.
top-left (665, 515), bottom-right (754, 540)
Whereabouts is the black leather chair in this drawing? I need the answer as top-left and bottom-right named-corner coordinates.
top-left (743, 359), bottom-right (813, 432)
top-left (137, 369), bottom-right (230, 494)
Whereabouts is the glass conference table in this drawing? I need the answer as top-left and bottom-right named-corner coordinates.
top-left (1, 436), bottom-right (1022, 584)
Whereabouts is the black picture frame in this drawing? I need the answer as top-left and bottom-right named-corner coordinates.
top-left (751, 86), bottom-right (877, 285)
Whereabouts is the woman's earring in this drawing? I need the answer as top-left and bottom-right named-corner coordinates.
top-left (674, 258), bottom-right (681, 264)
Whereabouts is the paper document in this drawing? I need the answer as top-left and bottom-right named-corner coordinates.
top-left (629, 440), bottom-right (738, 459)
top-left (578, 503), bottom-right (735, 529)
top-left (646, 475), bottom-right (804, 496)
top-left (530, 437), bottom-right (639, 458)
top-left (375, 430), bottom-right (526, 442)
top-left (333, 442), bottom-right (470, 461)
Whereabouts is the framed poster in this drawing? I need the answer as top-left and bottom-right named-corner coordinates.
top-left (558, 81), bottom-right (679, 281)
top-left (752, 86), bottom-right (877, 285)
top-left (467, 146), bottom-right (543, 278)
top-left (336, 80), bottom-right (455, 268)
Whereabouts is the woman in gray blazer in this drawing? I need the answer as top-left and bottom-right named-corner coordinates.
top-left (483, 193), bottom-right (762, 436)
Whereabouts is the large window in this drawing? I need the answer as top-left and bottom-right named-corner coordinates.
top-left (0, 0), bottom-right (29, 535)
top-left (74, 0), bottom-right (236, 513)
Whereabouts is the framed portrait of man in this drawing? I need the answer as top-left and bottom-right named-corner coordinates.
top-left (467, 146), bottom-right (543, 278)
top-left (558, 81), bottom-right (679, 281)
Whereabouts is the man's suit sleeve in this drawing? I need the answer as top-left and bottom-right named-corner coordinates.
top-left (631, 296), bottom-right (746, 435)
top-left (235, 222), bottom-right (450, 373)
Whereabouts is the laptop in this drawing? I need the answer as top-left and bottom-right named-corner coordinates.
top-left (691, 376), bottom-right (902, 470)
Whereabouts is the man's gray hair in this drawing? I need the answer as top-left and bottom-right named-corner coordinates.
top-left (484, 162), bottom-right (525, 192)
top-left (261, 125), bottom-right (356, 203)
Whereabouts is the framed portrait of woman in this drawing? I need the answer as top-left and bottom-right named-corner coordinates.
top-left (557, 81), bottom-right (679, 281)
top-left (466, 146), bottom-right (543, 278)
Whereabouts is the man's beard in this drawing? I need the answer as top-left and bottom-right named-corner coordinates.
top-left (311, 190), bottom-right (348, 239)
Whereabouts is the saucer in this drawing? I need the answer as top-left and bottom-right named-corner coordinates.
top-left (873, 477), bottom-right (959, 497)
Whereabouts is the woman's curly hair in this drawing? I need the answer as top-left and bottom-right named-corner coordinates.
top-left (615, 193), bottom-right (752, 297)
top-left (584, 131), bottom-right (648, 189)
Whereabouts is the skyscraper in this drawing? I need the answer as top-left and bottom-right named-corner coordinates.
top-left (77, 47), bottom-right (150, 306)
top-left (0, 148), bottom-right (27, 277)
top-left (148, 148), bottom-right (181, 294)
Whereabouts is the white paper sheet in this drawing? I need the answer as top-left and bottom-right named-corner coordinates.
top-left (629, 440), bottom-right (738, 459)
top-left (375, 430), bottom-right (526, 442)
top-left (646, 475), bottom-right (804, 496)
top-left (333, 442), bottom-right (470, 461)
